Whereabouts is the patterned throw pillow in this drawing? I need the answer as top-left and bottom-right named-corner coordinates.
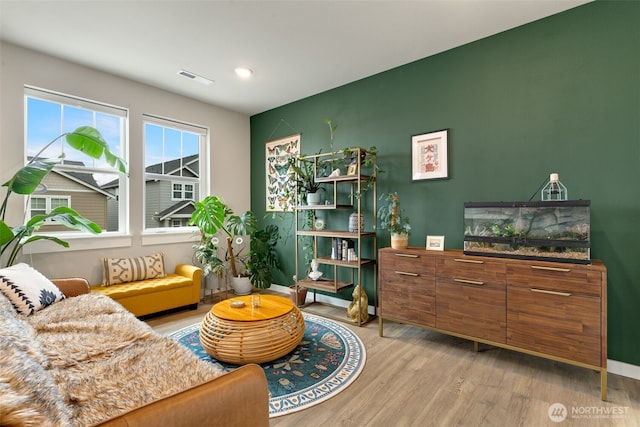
top-left (102, 253), bottom-right (166, 286)
top-left (0, 264), bottom-right (65, 315)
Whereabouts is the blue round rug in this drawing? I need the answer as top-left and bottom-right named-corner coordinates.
top-left (168, 312), bottom-right (366, 417)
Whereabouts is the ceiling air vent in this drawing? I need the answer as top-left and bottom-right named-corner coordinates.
top-left (177, 69), bottom-right (213, 85)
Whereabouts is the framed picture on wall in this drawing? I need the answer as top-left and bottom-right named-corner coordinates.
top-left (411, 129), bottom-right (449, 181)
top-left (266, 134), bottom-right (300, 212)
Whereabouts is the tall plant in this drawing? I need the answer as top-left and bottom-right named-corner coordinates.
top-left (0, 126), bottom-right (127, 267)
top-left (189, 195), bottom-right (280, 289)
top-left (247, 224), bottom-right (281, 289)
top-left (189, 195), bottom-right (257, 277)
top-left (377, 192), bottom-right (411, 235)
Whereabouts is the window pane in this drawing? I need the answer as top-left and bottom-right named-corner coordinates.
top-left (164, 128), bottom-right (181, 166)
top-left (50, 198), bottom-right (69, 209)
top-left (184, 184), bottom-right (194, 200)
top-left (26, 98), bottom-right (63, 159)
top-left (172, 183), bottom-right (182, 199)
top-left (30, 197), bottom-right (46, 218)
top-left (63, 106), bottom-right (92, 132)
top-left (31, 198), bottom-right (46, 209)
top-left (144, 124), bottom-right (163, 171)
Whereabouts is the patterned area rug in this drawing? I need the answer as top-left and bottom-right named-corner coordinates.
top-left (169, 313), bottom-right (366, 417)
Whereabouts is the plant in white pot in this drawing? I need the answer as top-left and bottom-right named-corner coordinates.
top-left (287, 154), bottom-right (325, 205)
top-left (189, 196), bottom-right (280, 295)
top-left (377, 192), bottom-right (411, 249)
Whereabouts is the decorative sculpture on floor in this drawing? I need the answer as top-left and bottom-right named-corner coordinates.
top-left (346, 285), bottom-right (369, 323)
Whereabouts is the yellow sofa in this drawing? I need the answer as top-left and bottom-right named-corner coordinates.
top-left (91, 264), bottom-right (202, 317)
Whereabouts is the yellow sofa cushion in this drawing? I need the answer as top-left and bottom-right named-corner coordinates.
top-left (91, 274), bottom-right (191, 299)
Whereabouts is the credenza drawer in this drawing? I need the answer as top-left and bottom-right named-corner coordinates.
top-left (507, 264), bottom-right (602, 297)
top-left (436, 278), bottom-right (506, 343)
top-left (379, 250), bottom-right (435, 276)
top-left (380, 269), bottom-right (435, 326)
top-left (507, 285), bottom-right (601, 366)
top-left (437, 257), bottom-right (506, 284)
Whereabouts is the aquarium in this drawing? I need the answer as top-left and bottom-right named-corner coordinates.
top-left (463, 200), bottom-right (591, 264)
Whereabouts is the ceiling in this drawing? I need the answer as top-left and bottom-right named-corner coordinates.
top-left (0, 0), bottom-right (590, 116)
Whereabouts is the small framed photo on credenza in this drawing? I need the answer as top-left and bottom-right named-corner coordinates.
top-left (426, 235), bottom-right (445, 251)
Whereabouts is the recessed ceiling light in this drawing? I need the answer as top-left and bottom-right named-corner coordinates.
top-left (235, 67), bottom-right (253, 79)
top-left (177, 69), bottom-right (213, 85)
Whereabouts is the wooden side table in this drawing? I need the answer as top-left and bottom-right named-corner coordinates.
top-left (199, 294), bottom-right (305, 364)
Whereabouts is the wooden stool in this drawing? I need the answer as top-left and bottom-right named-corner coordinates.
top-left (199, 294), bottom-right (305, 364)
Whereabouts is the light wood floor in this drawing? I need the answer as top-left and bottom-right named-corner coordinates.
top-left (146, 292), bottom-right (640, 427)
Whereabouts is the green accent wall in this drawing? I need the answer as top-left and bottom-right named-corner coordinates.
top-left (250, 1), bottom-right (640, 366)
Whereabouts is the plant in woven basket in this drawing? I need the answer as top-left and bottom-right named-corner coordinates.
top-left (377, 192), bottom-right (411, 249)
top-left (377, 192), bottom-right (411, 236)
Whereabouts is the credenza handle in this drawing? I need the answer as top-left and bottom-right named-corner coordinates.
top-left (395, 253), bottom-right (419, 258)
top-left (454, 258), bottom-right (484, 264)
top-left (531, 288), bottom-right (572, 297)
top-left (531, 265), bottom-right (571, 273)
top-left (394, 271), bottom-right (419, 277)
top-left (454, 278), bottom-right (485, 286)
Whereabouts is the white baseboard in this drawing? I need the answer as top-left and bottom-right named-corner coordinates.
top-left (272, 284), bottom-right (640, 381)
top-left (608, 359), bottom-right (640, 380)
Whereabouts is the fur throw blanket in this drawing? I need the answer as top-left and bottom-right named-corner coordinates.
top-left (1, 293), bottom-right (221, 426)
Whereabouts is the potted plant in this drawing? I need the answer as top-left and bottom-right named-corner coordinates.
top-left (290, 278), bottom-right (308, 306)
top-left (285, 118), bottom-right (338, 205)
top-left (189, 195), bottom-right (280, 294)
top-left (1, 126), bottom-right (127, 268)
top-left (246, 224), bottom-right (281, 290)
top-left (287, 154), bottom-right (324, 205)
top-left (377, 192), bottom-right (411, 249)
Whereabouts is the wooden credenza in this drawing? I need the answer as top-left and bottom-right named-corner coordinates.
top-left (379, 247), bottom-right (607, 400)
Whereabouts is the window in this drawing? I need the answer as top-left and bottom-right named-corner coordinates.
top-left (29, 197), bottom-right (47, 217)
top-left (29, 196), bottom-right (70, 225)
top-left (24, 86), bottom-right (128, 235)
top-left (143, 115), bottom-right (207, 231)
top-left (172, 182), bottom-right (194, 200)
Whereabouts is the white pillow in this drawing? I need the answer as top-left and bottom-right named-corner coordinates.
top-left (0, 263), bottom-right (65, 315)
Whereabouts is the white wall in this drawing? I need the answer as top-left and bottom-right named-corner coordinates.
top-left (0, 42), bottom-right (250, 283)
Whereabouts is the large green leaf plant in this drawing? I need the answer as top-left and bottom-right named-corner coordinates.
top-left (189, 195), bottom-right (280, 289)
top-left (0, 126), bottom-right (127, 267)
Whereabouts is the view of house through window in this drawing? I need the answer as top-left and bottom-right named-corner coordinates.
top-left (143, 115), bottom-right (205, 230)
top-left (29, 196), bottom-right (70, 224)
top-left (24, 86), bottom-right (128, 234)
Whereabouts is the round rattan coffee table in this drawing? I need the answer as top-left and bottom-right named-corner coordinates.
top-left (199, 294), bottom-right (305, 365)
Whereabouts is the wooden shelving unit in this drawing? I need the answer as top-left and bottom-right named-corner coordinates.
top-left (293, 148), bottom-right (377, 326)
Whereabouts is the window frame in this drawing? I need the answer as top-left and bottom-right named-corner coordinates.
top-left (22, 86), bottom-right (131, 254)
top-left (142, 114), bottom-right (209, 239)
